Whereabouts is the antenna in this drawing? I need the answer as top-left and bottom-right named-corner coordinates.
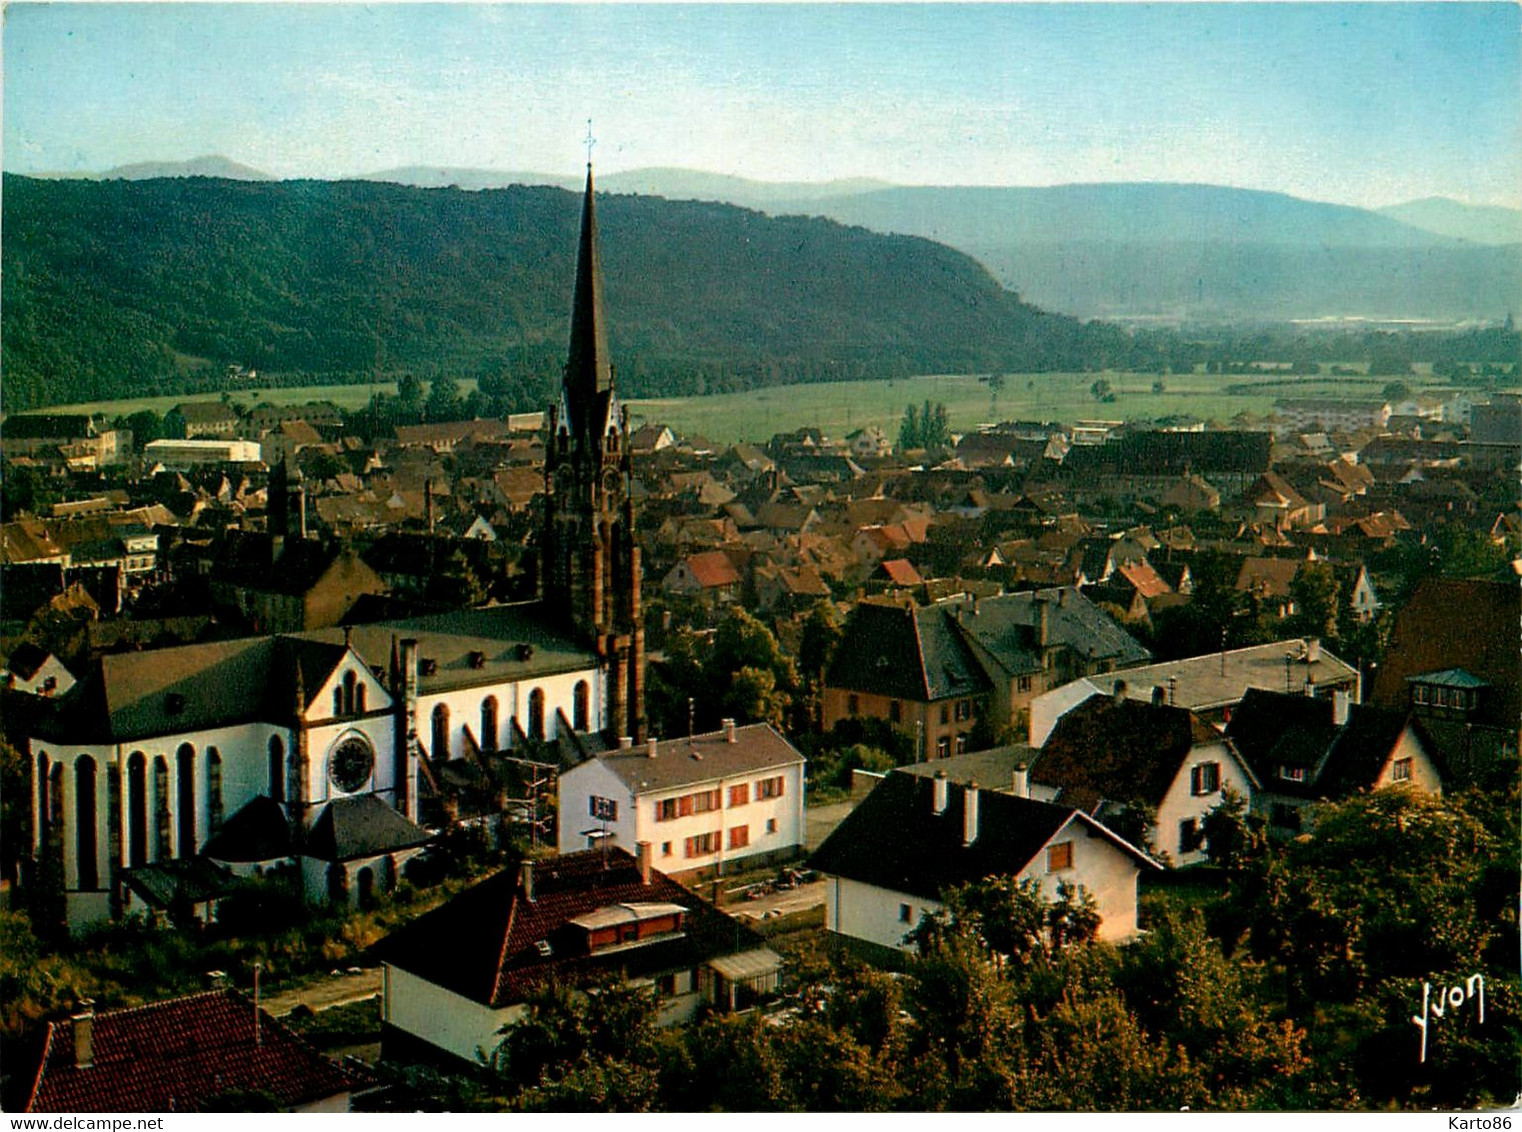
top-left (252, 960), bottom-right (263, 1047)
top-left (584, 119), bottom-right (596, 166)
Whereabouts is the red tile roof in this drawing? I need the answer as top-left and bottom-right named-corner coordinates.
top-left (681, 549), bottom-right (742, 589)
top-left (25, 990), bottom-right (360, 1113)
top-left (878, 558), bottom-right (924, 586)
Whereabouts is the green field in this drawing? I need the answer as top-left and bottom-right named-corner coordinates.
top-left (19, 369), bottom-right (1450, 446)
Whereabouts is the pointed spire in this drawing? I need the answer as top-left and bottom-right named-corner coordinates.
top-left (563, 163), bottom-right (612, 440)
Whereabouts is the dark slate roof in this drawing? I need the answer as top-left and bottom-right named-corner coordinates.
top-left (1408, 668), bottom-right (1489, 689)
top-left (1033, 693), bottom-right (1232, 812)
top-left (825, 600), bottom-right (992, 703)
top-left (1061, 430), bottom-right (1272, 478)
top-left (1224, 688), bottom-right (1337, 789)
top-left (201, 796), bottom-right (295, 863)
top-left (945, 587), bottom-right (1151, 677)
top-left (593, 723), bottom-right (803, 794)
top-left (1317, 704), bottom-right (1425, 796)
top-left (6, 641), bottom-right (51, 681)
top-left (24, 990), bottom-right (361, 1113)
top-left (304, 794), bottom-right (431, 862)
top-left (809, 771), bottom-right (1157, 903)
top-left (372, 848), bottom-right (765, 1009)
top-left (121, 859), bottom-right (240, 910)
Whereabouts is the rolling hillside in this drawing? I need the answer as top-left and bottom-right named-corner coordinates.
top-left (0, 174), bottom-right (1143, 412)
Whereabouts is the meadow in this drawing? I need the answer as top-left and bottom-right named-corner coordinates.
top-left (23, 369), bottom-right (1431, 446)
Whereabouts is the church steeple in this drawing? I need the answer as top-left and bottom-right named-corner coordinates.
top-left (542, 158), bottom-right (646, 744)
top-left (563, 163), bottom-right (613, 439)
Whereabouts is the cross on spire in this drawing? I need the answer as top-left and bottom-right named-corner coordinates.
top-left (584, 119), bottom-right (596, 166)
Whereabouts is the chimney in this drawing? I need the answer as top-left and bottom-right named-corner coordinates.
top-left (1333, 689), bottom-right (1351, 727)
top-left (1168, 675), bottom-right (1178, 705)
top-left (963, 782), bottom-right (980, 846)
top-left (1013, 763), bottom-right (1029, 799)
top-left (1304, 674), bottom-right (1316, 698)
top-left (1305, 638), bottom-right (1321, 664)
top-left (1036, 596), bottom-right (1050, 648)
top-left (72, 1000), bottom-right (95, 1069)
top-left (206, 970), bottom-right (229, 991)
top-left (636, 840), bottom-right (653, 886)
top-left (646, 737), bottom-right (658, 759)
top-left (933, 770), bottom-right (949, 815)
top-left (619, 735), bottom-right (633, 749)
top-left (723, 718), bottom-right (737, 743)
top-left (1112, 679), bottom-right (1128, 706)
top-left (519, 859), bottom-right (535, 902)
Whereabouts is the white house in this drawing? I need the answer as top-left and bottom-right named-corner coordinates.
top-left (24, 604), bottom-right (608, 929)
top-left (375, 847), bottom-right (780, 1065)
top-left (556, 721), bottom-right (806, 877)
top-left (811, 770), bottom-right (1159, 953)
top-left (1031, 691), bottom-right (1259, 865)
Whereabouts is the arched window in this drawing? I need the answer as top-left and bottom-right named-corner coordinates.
top-left (573, 681), bottom-right (590, 732)
top-left (357, 866), bottom-right (375, 910)
top-left (432, 703), bottom-right (451, 759)
top-left (76, 757), bottom-right (98, 890)
top-left (207, 749), bottom-right (224, 836)
top-left (528, 688), bottom-right (546, 741)
top-left (153, 757), bottom-right (171, 860)
top-left (128, 752), bottom-right (147, 867)
top-left (48, 762), bottom-right (65, 856)
top-left (268, 736), bottom-right (285, 803)
top-left (333, 685), bottom-right (344, 717)
top-left (36, 753), bottom-right (50, 841)
top-left (343, 670), bottom-right (357, 715)
top-left (327, 862), bottom-right (348, 905)
top-left (355, 683), bottom-right (367, 713)
top-left (481, 697), bottom-right (499, 752)
top-left (176, 744), bottom-right (196, 857)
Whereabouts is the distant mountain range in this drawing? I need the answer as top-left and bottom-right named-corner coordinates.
top-left (2, 174), bottom-right (1146, 412)
top-left (20, 156), bottom-right (1522, 324)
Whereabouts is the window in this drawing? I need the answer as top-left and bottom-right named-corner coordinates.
top-left (128, 752), bottom-right (147, 867)
top-left (589, 796), bottom-right (618, 821)
top-left (678, 795), bottom-right (694, 818)
top-left (935, 736), bottom-right (951, 758)
top-left (766, 818), bottom-right (778, 834)
top-left (756, 776), bottom-right (785, 800)
top-left (75, 757), bottom-right (97, 890)
top-left (355, 684), bottom-right (367, 713)
top-left (1190, 762), bottom-right (1221, 796)
top-left (207, 749), bottom-right (223, 836)
top-left (729, 825), bottom-right (750, 850)
top-left (684, 831), bottom-right (721, 858)
top-left (655, 799), bottom-right (679, 822)
top-left (1047, 841), bottom-right (1073, 871)
top-left (954, 699), bottom-right (972, 722)
top-left (661, 841), bottom-right (672, 857)
top-left (729, 783), bottom-right (750, 807)
top-left (176, 744), bottom-right (196, 856)
top-left (898, 903), bottom-right (913, 923)
top-left (1017, 675), bottom-right (1034, 693)
top-left (432, 703), bottom-right (451, 759)
top-left (333, 686), bottom-right (344, 717)
top-left (528, 688), bottom-right (546, 741)
top-left (940, 704), bottom-right (950, 725)
top-left (153, 756), bottom-right (171, 860)
top-left (1179, 819), bottom-right (1201, 853)
top-left (268, 736), bottom-right (285, 804)
top-left (693, 789), bottom-right (721, 814)
top-left (481, 697), bottom-right (499, 751)
top-left (573, 681), bottom-right (590, 732)
top-left (847, 694), bottom-right (860, 717)
top-left (343, 670), bottom-right (357, 715)
top-left (1413, 684), bottom-right (1430, 705)
top-left (889, 699), bottom-right (902, 723)
top-left (1279, 765), bottom-right (1307, 783)
top-left (1391, 758), bottom-right (1413, 782)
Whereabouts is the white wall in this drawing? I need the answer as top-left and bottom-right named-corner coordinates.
top-left (1025, 817), bottom-right (1142, 941)
top-left (1155, 740), bottom-right (1254, 865)
top-left (383, 964), bottom-right (526, 1066)
top-left (416, 666), bottom-right (601, 760)
top-left (1372, 726), bottom-right (1443, 795)
top-left (827, 875), bottom-right (940, 951)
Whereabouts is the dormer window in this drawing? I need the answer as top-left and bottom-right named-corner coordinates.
top-left (1279, 765), bottom-right (1307, 783)
top-left (568, 902), bottom-right (688, 954)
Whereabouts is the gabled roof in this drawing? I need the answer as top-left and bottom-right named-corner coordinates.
top-left (945, 588), bottom-right (1151, 677)
top-left (826, 600), bottom-right (992, 703)
top-left (1034, 693), bottom-right (1231, 812)
top-left (1235, 557), bottom-right (1300, 597)
top-left (678, 550), bottom-right (742, 589)
top-left (877, 558), bottom-right (924, 586)
top-left (304, 794), bottom-right (431, 862)
top-left (372, 848), bottom-right (764, 1010)
top-left (24, 990), bottom-right (360, 1112)
top-left (588, 722), bottom-right (804, 795)
top-left (810, 771), bottom-right (1158, 904)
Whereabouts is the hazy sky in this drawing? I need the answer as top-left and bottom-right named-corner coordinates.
top-left (4, 3), bottom-right (1518, 208)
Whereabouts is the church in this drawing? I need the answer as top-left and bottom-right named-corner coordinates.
top-left (22, 165), bottom-right (647, 930)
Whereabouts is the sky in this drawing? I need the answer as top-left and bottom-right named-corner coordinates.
top-left (3, 3), bottom-right (1519, 209)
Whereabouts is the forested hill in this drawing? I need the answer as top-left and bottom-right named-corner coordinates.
top-left (2, 175), bottom-right (1142, 412)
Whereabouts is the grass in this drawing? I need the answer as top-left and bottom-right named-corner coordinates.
top-left (20, 368), bottom-right (1465, 446)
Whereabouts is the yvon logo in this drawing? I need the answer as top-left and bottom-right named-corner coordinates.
top-left (1411, 974), bottom-right (1485, 1063)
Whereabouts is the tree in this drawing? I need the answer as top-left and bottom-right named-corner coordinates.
top-left (1286, 561), bottom-right (1340, 641)
top-left (982, 372), bottom-right (1007, 416)
top-left (1090, 378), bottom-right (1115, 402)
top-left (897, 402), bottom-right (920, 451)
top-left (425, 375), bottom-right (464, 423)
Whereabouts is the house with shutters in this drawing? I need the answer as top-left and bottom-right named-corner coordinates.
top-left (1224, 687), bottom-right (1442, 834)
top-left (555, 721), bottom-right (805, 878)
top-left (810, 770), bottom-right (1158, 955)
top-left (1031, 691), bottom-right (1258, 865)
top-left (22, 990), bottom-right (362, 1113)
top-left (374, 847), bottom-right (781, 1065)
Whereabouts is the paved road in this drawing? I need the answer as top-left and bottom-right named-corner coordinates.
top-left (731, 878), bottom-right (827, 922)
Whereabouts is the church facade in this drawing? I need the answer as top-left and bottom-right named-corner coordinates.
top-left (20, 166), bottom-right (646, 930)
